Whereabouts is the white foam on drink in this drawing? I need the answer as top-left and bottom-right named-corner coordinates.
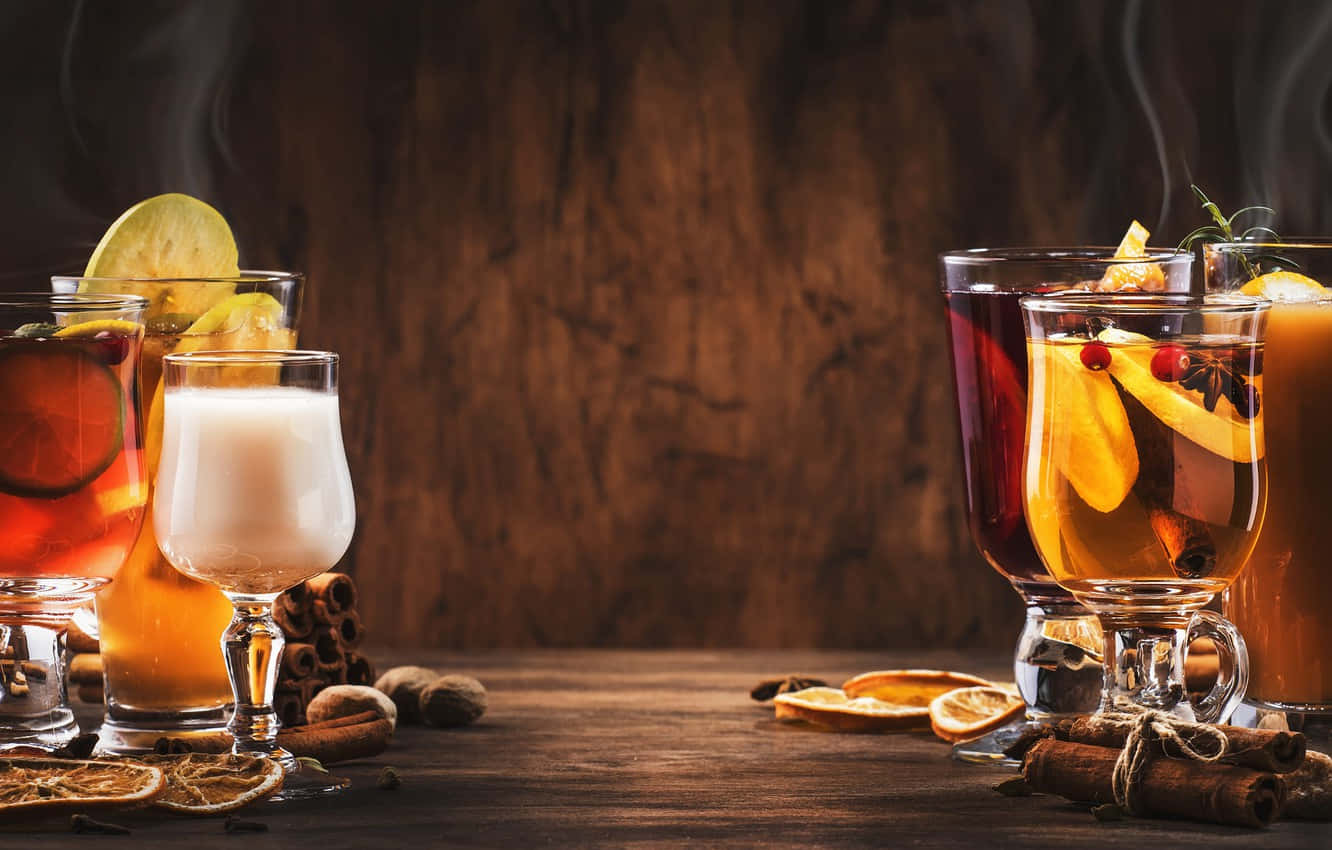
top-left (154, 387), bottom-right (355, 595)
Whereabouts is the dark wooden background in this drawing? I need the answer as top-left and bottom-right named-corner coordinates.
top-left (1, 0), bottom-right (1330, 648)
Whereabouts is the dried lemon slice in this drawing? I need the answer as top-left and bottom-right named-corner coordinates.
top-left (0, 757), bottom-right (165, 816)
top-left (80, 193), bottom-right (240, 318)
top-left (840, 669), bottom-right (992, 705)
top-left (141, 753), bottom-right (283, 815)
top-left (928, 686), bottom-right (1024, 743)
top-left (774, 687), bottom-right (931, 732)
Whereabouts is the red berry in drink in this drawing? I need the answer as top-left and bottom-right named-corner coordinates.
top-left (1080, 342), bottom-right (1111, 371)
top-left (1150, 345), bottom-right (1190, 382)
top-left (92, 331), bottom-right (130, 365)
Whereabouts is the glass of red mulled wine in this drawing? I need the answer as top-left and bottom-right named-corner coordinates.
top-left (938, 248), bottom-right (1194, 763)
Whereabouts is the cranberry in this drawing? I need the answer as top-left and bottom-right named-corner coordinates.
top-left (1150, 345), bottom-right (1190, 382)
top-left (1079, 341), bottom-right (1111, 371)
top-left (92, 331), bottom-right (130, 365)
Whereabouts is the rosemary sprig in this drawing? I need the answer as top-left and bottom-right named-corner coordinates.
top-left (1176, 185), bottom-right (1286, 280)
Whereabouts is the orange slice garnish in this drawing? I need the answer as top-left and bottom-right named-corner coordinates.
top-left (1097, 220), bottom-right (1166, 291)
top-left (141, 753), bottom-right (283, 814)
top-left (928, 686), bottom-right (1025, 743)
top-left (773, 687), bottom-right (931, 732)
top-left (1239, 270), bottom-right (1326, 301)
top-left (0, 757), bottom-right (165, 816)
top-left (840, 669), bottom-right (992, 705)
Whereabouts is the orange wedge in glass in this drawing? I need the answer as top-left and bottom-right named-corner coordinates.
top-left (773, 687), bottom-right (931, 732)
top-left (1098, 220), bottom-right (1165, 291)
top-left (928, 686), bottom-right (1025, 743)
top-left (840, 669), bottom-right (991, 705)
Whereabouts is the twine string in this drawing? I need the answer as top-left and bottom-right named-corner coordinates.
top-left (1105, 699), bottom-right (1229, 815)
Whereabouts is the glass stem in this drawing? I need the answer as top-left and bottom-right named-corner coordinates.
top-left (222, 594), bottom-right (287, 758)
top-left (1014, 604), bottom-right (1104, 718)
top-left (1101, 620), bottom-right (1190, 718)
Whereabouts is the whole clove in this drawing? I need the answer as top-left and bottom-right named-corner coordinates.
top-left (224, 815), bottom-right (269, 833)
top-left (993, 776), bottom-right (1034, 797)
top-left (71, 814), bottom-right (131, 835)
top-left (378, 766), bottom-right (402, 790)
top-left (54, 733), bottom-right (100, 760)
top-left (750, 675), bottom-right (828, 701)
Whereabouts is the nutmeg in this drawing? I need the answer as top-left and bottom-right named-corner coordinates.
top-left (305, 685), bottom-right (398, 730)
top-left (374, 666), bottom-right (438, 724)
top-left (419, 675), bottom-right (487, 728)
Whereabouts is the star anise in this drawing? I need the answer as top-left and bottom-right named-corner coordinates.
top-left (1178, 353), bottom-right (1257, 417)
top-left (750, 675), bottom-right (827, 701)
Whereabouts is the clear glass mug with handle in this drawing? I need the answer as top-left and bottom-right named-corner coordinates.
top-left (1021, 292), bottom-right (1267, 721)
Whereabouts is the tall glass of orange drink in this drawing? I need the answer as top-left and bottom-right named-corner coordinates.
top-left (0, 293), bottom-right (146, 749)
top-left (54, 273), bottom-right (301, 752)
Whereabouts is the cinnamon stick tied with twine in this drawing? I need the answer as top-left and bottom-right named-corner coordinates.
top-left (1023, 738), bottom-right (1285, 828)
top-left (276, 709), bottom-right (391, 765)
top-left (1055, 715), bottom-right (1306, 773)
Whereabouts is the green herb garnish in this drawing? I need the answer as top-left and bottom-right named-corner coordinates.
top-left (1177, 185), bottom-right (1295, 279)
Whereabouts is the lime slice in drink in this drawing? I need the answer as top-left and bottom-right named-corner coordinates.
top-left (1100, 328), bottom-right (1262, 464)
top-left (0, 344), bottom-right (125, 498)
top-left (142, 293), bottom-right (290, 478)
top-left (79, 194), bottom-right (240, 317)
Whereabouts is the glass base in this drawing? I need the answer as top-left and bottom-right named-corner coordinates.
top-left (0, 621), bottom-right (79, 751)
top-left (0, 707), bottom-right (79, 752)
top-left (950, 720), bottom-right (1040, 766)
top-left (97, 707), bottom-right (233, 756)
top-left (265, 749), bottom-right (350, 800)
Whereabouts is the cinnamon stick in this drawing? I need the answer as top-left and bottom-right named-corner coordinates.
top-left (276, 710), bottom-right (392, 764)
top-left (1023, 738), bottom-right (1284, 828)
top-left (1056, 716), bottom-right (1306, 773)
top-left (76, 684), bottom-right (104, 704)
top-left (67, 653), bottom-right (104, 686)
top-left (280, 643), bottom-right (318, 680)
top-left (277, 581), bottom-right (310, 615)
top-left (273, 604), bottom-right (315, 641)
top-left (313, 627), bottom-right (347, 679)
top-left (275, 690), bottom-right (304, 728)
top-left (1283, 750), bottom-right (1332, 820)
top-left (336, 610), bottom-right (364, 651)
top-left (1113, 380), bottom-right (1218, 578)
top-left (67, 620), bottom-right (99, 654)
top-left (307, 572), bottom-right (357, 615)
top-left (344, 652), bottom-right (376, 687)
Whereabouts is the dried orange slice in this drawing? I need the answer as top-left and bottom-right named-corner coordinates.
top-left (1040, 617), bottom-right (1104, 662)
top-left (840, 670), bottom-right (991, 705)
top-left (928, 686), bottom-right (1024, 743)
top-left (773, 687), bottom-right (931, 732)
top-left (141, 753), bottom-right (283, 814)
top-left (1097, 220), bottom-right (1166, 291)
top-left (0, 757), bottom-right (164, 816)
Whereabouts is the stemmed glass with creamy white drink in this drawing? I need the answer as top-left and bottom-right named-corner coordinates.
top-left (153, 350), bottom-right (355, 799)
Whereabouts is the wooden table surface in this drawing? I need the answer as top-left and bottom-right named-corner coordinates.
top-left (9, 650), bottom-right (1331, 848)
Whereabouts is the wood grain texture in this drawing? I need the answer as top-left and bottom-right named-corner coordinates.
top-left (14, 650), bottom-right (1329, 847)
top-left (1, 1), bottom-right (1328, 647)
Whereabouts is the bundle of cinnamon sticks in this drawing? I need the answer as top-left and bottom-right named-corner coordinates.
top-left (65, 572), bottom-right (373, 724)
top-left (1008, 715), bottom-right (1331, 827)
top-left (273, 572), bottom-right (375, 727)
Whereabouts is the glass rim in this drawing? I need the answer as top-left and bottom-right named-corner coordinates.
top-left (0, 292), bottom-right (150, 312)
top-left (1206, 240), bottom-right (1332, 251)
top-left (51, 269), bottom-right (302, 285)
top-left (1020, 291), bottom-right (1270, 316)
top-left (164, 349), bottom-right (336, 367)
top-left (940, 247), bottom-right (1192, 267)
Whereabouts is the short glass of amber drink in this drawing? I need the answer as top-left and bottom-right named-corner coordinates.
top-left (1206, 242), bottom-right (1332, 733)
top-left (1022, 292), bottom-right (1268, 720)
top-left (52, 273), bottom-right (302, 753)
top-left (0, 293), bottom-right (146, 748)
top-left (940, 249), bottom-right (1192, 761)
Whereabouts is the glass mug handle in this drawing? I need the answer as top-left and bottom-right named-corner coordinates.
top-left (1187, 610), bottom-right (1249, 724)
